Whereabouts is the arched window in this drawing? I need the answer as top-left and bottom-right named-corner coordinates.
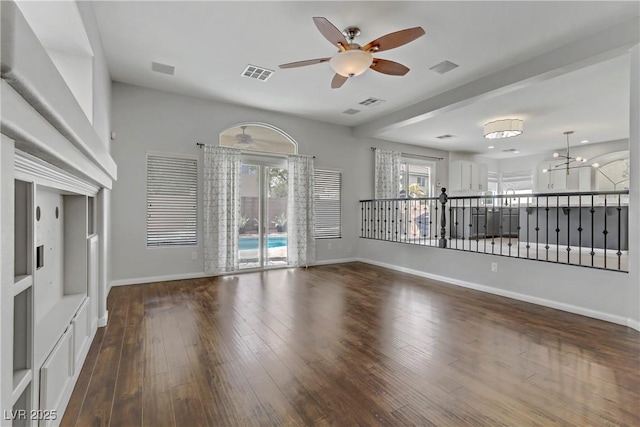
top-left (219, 123), bottom-right (297, 155)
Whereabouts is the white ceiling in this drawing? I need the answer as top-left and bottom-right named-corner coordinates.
top-left (90, 1), bottom-right (639, 157)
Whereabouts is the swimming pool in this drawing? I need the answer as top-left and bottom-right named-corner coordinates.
top-left (239, 236), bottom-right (287, 251)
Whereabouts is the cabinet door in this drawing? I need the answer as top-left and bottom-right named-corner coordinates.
top-left (536, 163), bottom-right (550, 191)
top-left (473, 163), bottom-right (488, 191)
top-left (40, 325), bottom-right (73, 422)
top-left (461, 161), bottom-right (472, 190)
top-left (449, 161), bottom-right (463, 191)
top-left (549, 169), bottom-right (567, 190)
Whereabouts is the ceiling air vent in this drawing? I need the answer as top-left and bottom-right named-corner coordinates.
top-left (358, 97), bottom-right (385, 108)
top-left (151, 61), bottom-right (175, 76)
top-left (436, 134), bottom-right (456, 140)
top-left (342, 108), bottom-right (361, 115)
top-left (502, 148), bottom-right (521, 154)
top-left (242, 65), bottom-right (274, 81)
top-left (429, 60), bottom-right (459, 75)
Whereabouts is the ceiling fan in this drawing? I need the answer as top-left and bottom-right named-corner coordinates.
top-left (234, 126), bottom-right (255, 146)
top-left (279, 17), bottom-right (425, 89)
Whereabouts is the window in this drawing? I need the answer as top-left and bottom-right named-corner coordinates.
top-left (487, 171), bottom-right (499, 194)
top-left (147, 154), bottom-right (197, 247)
top-left (500, 170), bottom-right (534, 203)
top-left (314, 169), bottom-right (342, 239)
top-left (399, 159), bottom-right (435, 198)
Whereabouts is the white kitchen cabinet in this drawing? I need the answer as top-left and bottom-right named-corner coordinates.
top-left (536, 162), bottom-right (567, 192)
top-left (449, 161), bottom-right (488, 193)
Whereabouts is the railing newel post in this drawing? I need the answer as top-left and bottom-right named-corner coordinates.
top-left (439, 188), bottom-right (448, 248)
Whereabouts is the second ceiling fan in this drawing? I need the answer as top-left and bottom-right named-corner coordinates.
top-left (279, 17), bottom-right (425, 89)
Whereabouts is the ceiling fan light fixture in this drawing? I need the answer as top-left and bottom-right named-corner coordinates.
top-left (483, 119), bottom-right (523, 139)
top-left (330, 49), bottom-right (373, 77)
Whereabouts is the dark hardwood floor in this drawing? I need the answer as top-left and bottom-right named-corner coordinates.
top-left (61, 262), bottom-right (640, 426)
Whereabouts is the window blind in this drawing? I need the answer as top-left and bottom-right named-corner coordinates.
top-left (147, 154), bottom-right (197, 247)
top-left (314, 169), bottom-right (342, 239)
top-left (500, 170), bottom-right (534, 191)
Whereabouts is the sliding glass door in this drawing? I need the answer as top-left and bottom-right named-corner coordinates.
top-left (239, 159), bottom-right (288, 269)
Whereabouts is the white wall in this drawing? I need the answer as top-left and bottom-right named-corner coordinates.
top-left (109, 82), bottom-right (447, 283)
top-left (47, 48), bottom-right (93, 125)
top-left (76, 0), bottom-right (111, 149)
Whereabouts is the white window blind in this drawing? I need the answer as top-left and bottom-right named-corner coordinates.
top-left (500, 170), bottom-right (534, 192)
top-left (314, 169), bottom-right (342, 239)
top-left (147, 154), bottom-right (197, 247)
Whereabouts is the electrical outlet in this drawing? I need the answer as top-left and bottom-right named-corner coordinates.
top-left (491, 262), bottom-right (498, 273)
top-left (191, 251), bottom-right (198, 260)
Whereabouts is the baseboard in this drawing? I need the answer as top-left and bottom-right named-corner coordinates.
top-left (312, 257), bottom-right (359, 266)
top-left (109, 271), bottom-right (208, 287)
top-left (109, 259), bottom-right (359, 287)
top-left (628, 318), bottom-right (640, 332)
top-left (97, 311), bottom-right (108, 327)
top-left (355, 257), bottom-right (631, 328)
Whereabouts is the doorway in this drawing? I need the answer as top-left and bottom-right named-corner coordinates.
top-left (239, 159), bottom-right (288, 269)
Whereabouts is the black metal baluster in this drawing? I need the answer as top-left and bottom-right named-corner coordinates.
top-left (484, 202), bottom-right (488, 254)
top-left (590, 195), bottom-right (595, 267)
top-left (491, 195), bottom-right (496, 254)
top-left (535, 196), bottom-right (539, 260)
top-left (508, 197), bottom-right (513, 257)
top-left (566, 195), bottom-right (571, 265)
top-left (499, 197), bottom-right (503, 256)
top-left (453, 199), bottom-right (464, 249)
top-left (516, 196), bottom-right (521, 258)
top-left (578, 196), bottom-right (582, 266)
top-left (603, 196), bottom-right (608, 269)
top-left (545, 196), bottom-right (550, 261)
top-left (556, 196), bottom-right (560, 262)
top-left (617, 195), bottom-right (622, 271)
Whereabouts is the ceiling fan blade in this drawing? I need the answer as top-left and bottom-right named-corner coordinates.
top-left (279, 58), bottom-right (331, 69)
top-left (331, 73), bottom-right (348, 89)
top-left (313, 17), bottom-right (349, 51)
top-left (363, 27), bottom-right (425, 53)
top-left (370, 58), bottom-right (410, 76)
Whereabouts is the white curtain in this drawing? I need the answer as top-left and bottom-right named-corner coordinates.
top-left (203, 145), bottom-right (241, 274)
top-left (287, 155), bottom-right (315, 267)
top-left (374, 148), bottom-right (401, 199)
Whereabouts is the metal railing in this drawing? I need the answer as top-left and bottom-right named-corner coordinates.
top-left (359, 188), bottom-right (629, 272)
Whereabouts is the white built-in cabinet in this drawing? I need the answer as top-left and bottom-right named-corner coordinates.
top-left (535, 163), bottom-right (568, 191)
top-left (9, 150), bottom-right (100, 427)
top-left (449, 160), bottom-right (488, 193)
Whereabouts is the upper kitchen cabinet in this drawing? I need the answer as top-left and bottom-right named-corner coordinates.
top-left (535, 161), bottom-right (568, 192)
top-left (449, 160), bottom-right (488, 194)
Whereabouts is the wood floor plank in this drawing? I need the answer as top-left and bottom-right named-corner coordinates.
top-left (61, 262), bottom-right (640, 427)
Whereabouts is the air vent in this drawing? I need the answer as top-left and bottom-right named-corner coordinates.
top-left (242, 65), bottom-right (274, 81)
top-left (502, 148), bottom-right (521, 154)
top-left (151, 61), bottom-right (175, 76)
top-left (436, 134), bottom-right (456, 139)
top-left (429, 60), bottom-right (459, 75)
top-left (342, 108), bottom-right (361, 115)
top-left (358, 97), bottom-right (385, 108)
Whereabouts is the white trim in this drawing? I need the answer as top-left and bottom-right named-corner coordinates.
top-left (97, 312), bottom-right (108, 328)
top-left (109, 271), bottom-right (208, 287)
top-left (108, 259), bottom-right (360, 287)
top-left (628, 318), bottom-right (640, 332)
top-left (355, 257), bottom-right (631, 328)
top-left (15, 149), bottom-right (99, 196)
top-left (312, 258), bottom-right (359, 266)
